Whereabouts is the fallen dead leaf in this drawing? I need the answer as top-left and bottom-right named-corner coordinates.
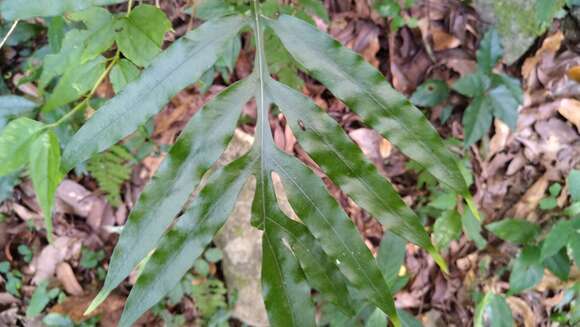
top-left (558, 98), bottom-right (580, 131)
top-left (489, 119), bottom-right (511, 157)
top-left (522, 32), bottom-right (564, 80)
top-left (507, 296), bottom-right (535, 327)
top-left (32, 236), bottom-right (81, 284)
top-left (567, 65), bottom-right (580, 83)
top-left (431, 29), bottom-right (461, 51)
top-left (56, 262), bottom-right (84, 296)
top-left (512, 175), bottom-right (549, 221)
top-left (50, 293), bottom-right (125, 324)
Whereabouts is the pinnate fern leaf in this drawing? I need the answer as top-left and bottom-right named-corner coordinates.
top-left (50, 5), bottom-right (473, 327)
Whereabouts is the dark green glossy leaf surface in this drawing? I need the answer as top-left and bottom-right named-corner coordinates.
top-left (489, 85), bottom-right (519, 129)
top-left (568, 169), bottom-right (580, 202)
top-left (462, 96), bottom-right (493, 146)
top-left (265, 204), bottom-right (355, 316)
top-left (88, 77), bottom-right (255, 314)
top-left (269, 14), bottom-right (468, 196)
top-left (541, 219), bottom-right (575, 260)
top-left (267, 78), bottom-right (442, 265)
top-left (474, 293), bottom-right (514, 327)
top-left (486, 219), bottom-right (540, 245)
top-left (115, 5), bottom-right (172, 67)
top-left (42, 56), bottom-right (106, 112)
top-left (509, 246), bottom-right (544, 294)
top-left (0, 118), bottom-right (43, 176)
top-left (377, 231), bottom-right (407, 292)
top-left (462, 209), bottom-right (487, 249)
top-left (0, 96), bottom-right (37, 131)
top-left (118, 155), bottom-right (254, 327)
top-left (29, 130), bottom-right (62, 241)
top-left (433, 210), bottom-right (462, 250)
top-left (272, 151), bottom-right (400, 325)
top-left (452, 72), bottom-right (490, 98)
top-left (410, 80), bottom-right (449, 107)
top-left (543, 248), bottom-right (571, 281)
top-left (254, 174), bottom-right (316, 327)
top-left (62, 15), bottom-right (247, 170)
top-left (109, 59), bottom-right (140, 93)
top-left (476, 29), bottom-right (503, 73)
top-left (0, 0), bottom-right (127, 20)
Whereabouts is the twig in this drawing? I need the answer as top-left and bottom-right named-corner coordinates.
top-left (0, 20), bottom-right (20, 50)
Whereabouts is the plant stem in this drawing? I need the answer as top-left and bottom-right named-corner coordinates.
top-left (0, 20), bottom-right (20, 50)
top-left (46, 52), bottom-right (120, 129)
top-left (127, 0), bottom-right (134, 15)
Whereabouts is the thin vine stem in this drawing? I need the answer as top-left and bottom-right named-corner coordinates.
top-left (46, 51), bottom-right (120, 129)
top-left (48, 0), bottom-right (135, 129)
top-left (127, 0), bottom-right (135, 15)
top-left (0, 20), bottom-right (20, 50)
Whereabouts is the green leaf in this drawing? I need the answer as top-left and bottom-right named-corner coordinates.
top-left (298, 0), bottom-right (330, 22)
top-left (377, 231), bottom-right (406, 289)
top-left (42, 56), bottom-right (106, 112)
top-left (40, 7), bottom-right (114, 89)
top-left (259, 192), bottom-right (316, 327)
top-left (474, 293), bottom-right (514, 327)
top-left (0, 95), bottom-right (37, 117)
top-left (0, 174), bottom-right (20, 204)
top-left (541, 220), bottom-right (575, 260)
top-left (366, 309), bottom-right (387, 327)
top-left (410, 80), bottom-right (449, 107)
top-left (509, 246), bottom-right (544, 294)
top-left (62, 15), bottom-right (247, 170)
top-left (489, 85), bottom-right (519, 129)
top-left (272, 152), bottom-right (400, 325)
top-left (452, 72), bottom-right (490, 98)
top-left (433, 210), bottom-right (462, 250)
top-left (492, 73), bottom-right (523, 104)
top-left (42, 313), bottom-right (74, 327)
top-left (115, 5), bottom-right (172, 67)
top-left (462, 96), bottom-right (493, 146)
top-left (0, 0), bottom-right (127, 20)
top-left (47, 17), bottom-right (66, 53)
top-left (486, 219), bottom-right (540, 244)
top-left (569, 170), bottom-right (580, 202)
top-left (87, 77), bottom-right (255, 317)
top-left (117, 155), bottom-right (254, 327)
top-left (539, 197), bottom-right (558, 210)
top-left (109, 59), bottom-right (141, 93)
top-left (265, 208), bottom-right (356, 316)
top-left (26, 281), bottom-right (59, 317)
top-left (462, 209), bottom-right (487, 249)
top-left (399, 309), bottom-right (423, 327)
top-left (476, 29), bottom-right (503, 73)
top-left (203, 248), bottom-right (223, 263)
top-left (0, 117), bottom-right (44, 176)
top-left (0, 95), bottom-right (37, 131)
top-left (193, 0), bottom-right (238, 20)
top-left (569, 233), bottom-right (580, 266)
top-left (543, 248), bottom-right (571, 281)
top-left (29, 130), bottom-right (63, 241)
top-left (267, 78), bottom-right (444, 269)
top-left (269, 14), bottom-right (469, 196)
top-left (429, 192), bottom-right (457, 210)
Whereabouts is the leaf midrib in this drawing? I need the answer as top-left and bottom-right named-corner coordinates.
top-left (270, 155), bottom-right (392, 309)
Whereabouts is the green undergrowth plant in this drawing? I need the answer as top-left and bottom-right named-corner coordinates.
top-left (452, 28), bottom-right (523, 146)
top-left (0, 0), bottom-right (479, 325)
top-left (409, 139), bottom-right (488, 251)
top-left (480, 169), bottom-right (580, 325)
